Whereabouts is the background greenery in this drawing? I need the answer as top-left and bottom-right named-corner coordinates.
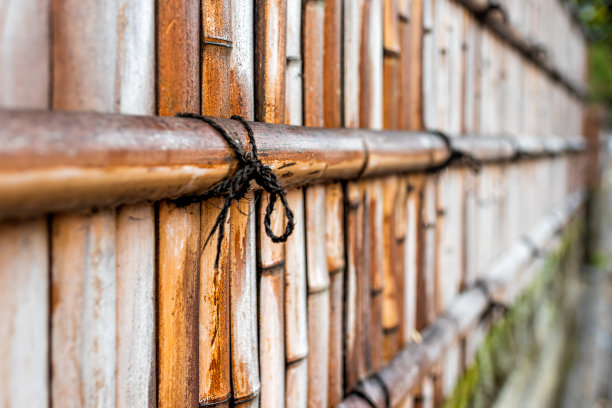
top-left (571, 0), bottom-right (612, 106)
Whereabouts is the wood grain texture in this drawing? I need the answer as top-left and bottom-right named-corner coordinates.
top-left (0, 219), bottom-right (49, 407)
top-left (116, 205), bottom-right (156, 408)
top-left (157, 202), bottom-right (200, 408)
top-left (303, 0), bottom-right (325, 127)
top-left (52, 0), bottom-right (117, 111)
top-left (51, 211), bottom-right (117, 408)
top-left (305, 185), bottom-right (330, 408)
top-left (157, 0), bottom-right (200, 116)
top-left (403, 176), bottom-right (422, 345)
top-left (202, 0), bottom-right (231, 118)
top-left (0, 0), bottom-right (50, 108)
top-left (230, 0), bottom-right (255, 119)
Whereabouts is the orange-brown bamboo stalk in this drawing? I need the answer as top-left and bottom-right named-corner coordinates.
top-left (156, 1), bottom-right (201, 406)
top-left (199, 1), bottom-right (232, 405)
top-left (324, 0), bottom-right (342, 128)
top-left (326, 183), bottom-right (346, 406)
top-left (383, 0), bottom-right (401, 129)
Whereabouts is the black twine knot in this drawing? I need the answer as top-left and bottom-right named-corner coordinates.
top-left (175, 113), bottom-right (294, 268)
top-left (428, 130), bottom-right (482, 174)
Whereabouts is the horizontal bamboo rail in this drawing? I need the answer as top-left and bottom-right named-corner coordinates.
top-left (338, 189), bottom-right (586, 407)
top-left (0, 109), bottom-right (585, 220)
top-left (455, 0), bottom-right (587, 99)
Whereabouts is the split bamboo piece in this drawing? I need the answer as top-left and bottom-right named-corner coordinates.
top-left (0, 2), bottom-right (50, 406)
top-left (382, 176), bottom-right (401, 362)
top-left (158, 202), bottom-right (200, 408)
top-left (0, 219), bottom-right (49, 406)
top-left (360, 0), bottom-right (383, 130)
top-left (324, 0), bottom-right (343, 128)
top-left (51, 211), bottom-right (117, 407)
top-left (115, 2), bottom-right (156, 406)
top-left (200, 1), bottom-right (232, 406)
top-left (255, 2), bottom-right (288, 405)
top-left (344, 182), bottom-right (367, 391)
top-left (365, 180), bottom-right (385, 373)
top-left (156, 1), bottom-right (201, 406)
top-left (383, 0), bottom-right (401, 129)
top-left (285, 3), bottom-right (308, 405)
top-left (285, 189), bottom-right (309, 408)
top-left (344, 0), bottom-right (364, 127)
top-left (51, 2), bottom-right (119, 406)
top-left (229, 1), bottom-right (260, 406)
top-left (305, 185), bottom-right (330, 408)
top-left (325, 183), bottom-right (346, 406)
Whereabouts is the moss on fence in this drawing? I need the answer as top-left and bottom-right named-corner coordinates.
top-left (444, 217), bottom-right (585, 408)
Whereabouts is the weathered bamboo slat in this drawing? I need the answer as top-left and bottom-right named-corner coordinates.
top-left (323, 0), bottom-right (342, 128)
top-left (0, 2), bottom-right (50, 406)
top-left (326, 183), bottom-right (346, 406)
top-left (0, 218), bottom-right (49, 407)
top-left (156, 2), bottom-right (201, 406)
top-left (51, 211), bottom-right (117, 407)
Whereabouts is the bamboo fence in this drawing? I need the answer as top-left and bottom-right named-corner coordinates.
top-left (0, 0), bottom-right (593, 407)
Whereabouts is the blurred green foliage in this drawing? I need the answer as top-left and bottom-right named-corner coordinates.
top-left (570, 0), bottom-right (612, 104)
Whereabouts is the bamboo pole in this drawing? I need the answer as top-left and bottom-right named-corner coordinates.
top-left (0, 1), bottom-right (50, 406)
top-left (51, 2), bottom-right (119, 406)
top-left (228, 1), bottom-right (260, 406)
top-left (199, 1), bottom-right (232, 405)
top-left (326, 183), bottom-right (346, 406)
top-left (323, 0), bottom-right (342, 128)
top-left (156, 1), bottom-right (201, 406)
top-left (115, 2), bottom-right (156, 407)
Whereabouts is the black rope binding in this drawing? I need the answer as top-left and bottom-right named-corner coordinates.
top-left (372, 373), bottom-right (391, 408)
top-left (175, 113), bottom-right (294, 268)
top-left (428, 130), bottom-right (482, 174)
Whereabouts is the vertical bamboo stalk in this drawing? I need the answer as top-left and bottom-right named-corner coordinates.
top-left (365, 180), bottom-right (384, 373)
top-left (305, 185), bottom-right (331, 408)
top-left (0, 1), bottom-right (50, 406)
top-left (52, 0), bottom-right (118, 112)
top-left (394, 177), bottom-right (408, 346)
top-left (259, 192), bottom-right (287, 408)
top-left (303, 0), bottom-right (325, 128)
top-left (383, 0), bottom-right (401, 129)
top-left (324, 0), bottom-right (342, 128)
top-left (51, 211), bottom-right (117, 407)
top-left (422, 0), bottom-right (436, 130)
top-left (418, 175), bottom-right (438, 328)
top-left (284, 190), bottom-right (309, 408)
top-left (402, 0), bottom-right (424, 131)
top-left (200, 2), bottom-right (232, 406)
top-left (403, 175), bottom-right (423, 345)
top-left (344, 182), bottom-right (366, 391)
top-left (0, 219), bottom-right (49, 406)
top-left (156, 1), bottom-right (201, 406)
top-left (116, 204), bottom-right (156, 408)
top-left (382, 176), bottom-right (401, 362)
top-left (51, 2), bottom-right (119, 406)
top-left (0, 0), bottom-right (50, 108)
top-left (229, 2), bottom-right (260, 406)
top-left (360, 0), bottom-right (383, 130)
top-left (254, 3), bottom-right (288, 402)
top-left (326, 183), bottom-right (345, 406)
top-left (115, 2), bottom-right (156, 406)
top-left (284, 2), bottom-right (307, 405)
top-left (343, 0), bottom-right (364, 127)
top-left (158, 202), bottom-right (200, 408)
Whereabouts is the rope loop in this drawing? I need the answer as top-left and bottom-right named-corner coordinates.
top-left (175, 113), bottom-right (294, 267)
